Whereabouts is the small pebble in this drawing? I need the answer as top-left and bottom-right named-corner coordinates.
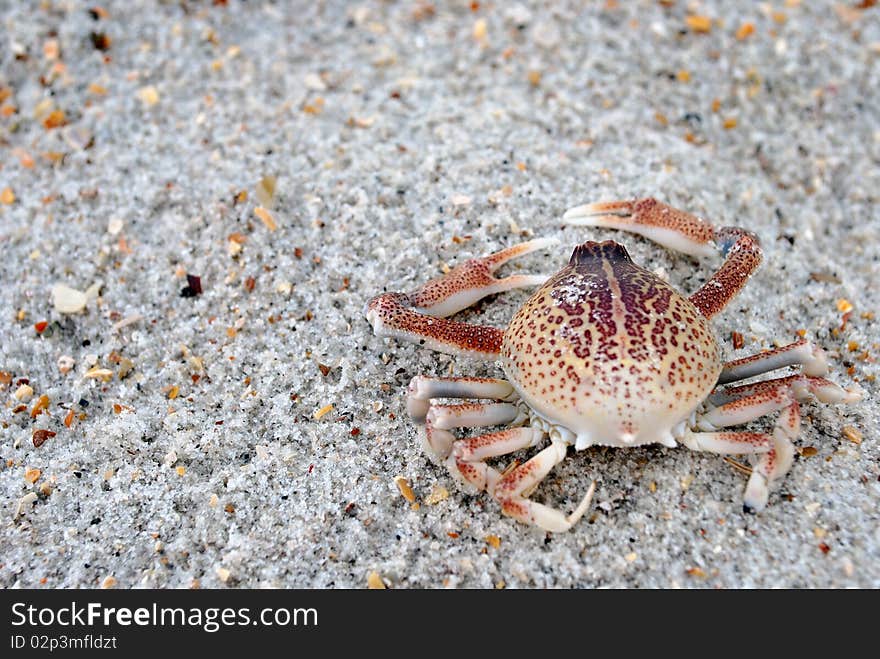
top-left (367, 571), bottom-right (386, 589)
top-left (52, 284), bottom-right (88, 313)
top-left (137, 85), bottom-right (160, 106)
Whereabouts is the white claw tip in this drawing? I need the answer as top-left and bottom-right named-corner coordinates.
top-left (803, 345), bottom-right (829, 377)
top-left (364, 307), bottom-right (383, 335)
top-left (743, 474), bottom-right (769, 514)
top-left (563, 201), bottom-right (632, 222)
top-left (532, 236), bottom-right (561, 249)
top-left (566, 480), bottom-right (597, 528)
top-left (562, 204), bottom-right (594, 221)
top-left (844, 385), bottom-right (865, 403)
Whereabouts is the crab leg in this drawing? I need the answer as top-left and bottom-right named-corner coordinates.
top-left (702, 374), bottom-right (861, 420)
top-left (365, 238), bottom-right (556, 361)
top-left (415, 389), bottom-right (523, 461)
top-left (682, 403), bottom-right (799, 512)
top-left (492, 441), bottom-right (596, 533)
top-left (406, 375), bottom-right (517, 422)
top-left (563, 198), bottom-right (762, 318)
top-left (426, 402), bottom-right (524, 430)
top-left (365, 293), bottom-right (504, 361)
top-left (442, 426), bottom-right (545, 492)
top-left (718, 339), bottom-right (829, 385)
top-left (681, 430), bottom-right (774, 455)
top-left (742, 402), bottom-right (799, 512)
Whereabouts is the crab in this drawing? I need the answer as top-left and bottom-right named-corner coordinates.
top-left (365, 198), bottom-right (861, 532)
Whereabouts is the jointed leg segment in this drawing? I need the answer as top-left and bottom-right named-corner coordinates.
top-left (408, 374), bottom-right (594, 532)
top-left (408, 375), bottom-right (519, 459)
top-left (407, 375), bottom-right (517, 422)
top-left (427, 402), bottom-right (524, 430)
top-left (743, 402), bottom-right (798, 512)
top-left (718, 339), bottom-right (829, 385)
top-left (444, 426), bottom-right (544, 492)
top-left (492, 442), bottom-right (596, 532)
top-left (691, 358), bottom-right (859, 511)
top-left (683, 403), bottom-right (799, 512)
top-left (704, 374), bottom-right (862, 413)
top-left (365, 238), bottom-right (556, 360)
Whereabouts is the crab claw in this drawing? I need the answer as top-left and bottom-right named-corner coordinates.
top-left (794, 378), bottom-right (863, 405)
top-left (564, 198), bottom-right (717, 258)
top-left (408, 236), bottom-right (559, 318)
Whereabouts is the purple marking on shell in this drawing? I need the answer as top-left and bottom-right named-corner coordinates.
top-left (501, 241), bottom-right (721, 446)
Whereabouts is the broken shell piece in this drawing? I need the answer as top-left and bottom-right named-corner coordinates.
top-left (394, 476), bottom-right (416, 502)
top-left (62, 125), bottom-right (93, 151)
top-left (112, 314), bottom-right (142, 332)
top-left (367, 571), bottom-right (386, 589)
top-left (424, 484), bottom-right (449, 505)
top-left (85, 281), bottom-right (102, 300)
top-left (52, 284), bottom-right (88, 313)
top-left (255, 176), bottom-right (276, 208)
top-left (83, 367), bottom-right (113, 381)
top-left (116, 357), bottom-right (135, 379)
top-left (14, 492), bottom-right (38, 518)
top-left (107, 218), bottom-right (124, 235)
top-left (254, 206), bottom-right (277, 231)
top-left (137, 85), bottom-right (160, 107)
top-left (304, 73), bottom-right (327, 91)
top-left (57, 355), bottom-right (75, 374)
top-left (14, 384), bottom-right (34, 401)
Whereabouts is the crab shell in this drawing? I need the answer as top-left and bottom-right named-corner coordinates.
top-left (501, 241), bottom-right (721, 450)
